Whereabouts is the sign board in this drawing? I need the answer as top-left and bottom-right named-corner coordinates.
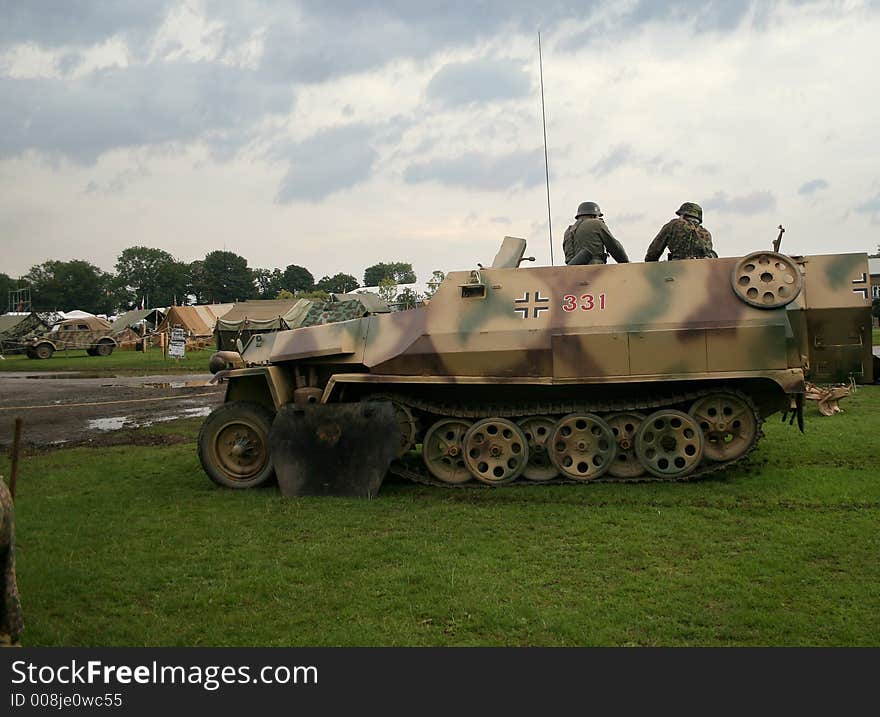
top-left (168, 325), bottom-right (186, 359)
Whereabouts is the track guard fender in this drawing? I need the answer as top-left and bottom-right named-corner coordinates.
top-left (269, 402), bottom-right (399, 498)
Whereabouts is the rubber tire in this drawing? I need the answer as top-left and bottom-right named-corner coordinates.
top-left (198, 401), bottom-right (276, 489)
top-left (34, 343), bottom-right (54, 360)
top-left (95, 341), bottom-right (114, 356)
top-left (86, 348), bottom-right (97, 356)
top-left (25, 350), bottom-right (36, 359)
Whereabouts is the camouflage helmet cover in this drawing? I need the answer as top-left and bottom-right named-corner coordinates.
top-left (576, 201), bottom-right (602, 218)
top-left (676, 202), bottom-right (703, 222)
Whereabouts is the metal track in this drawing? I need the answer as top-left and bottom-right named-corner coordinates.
top-left (377, 387), bottom-right (764, 488)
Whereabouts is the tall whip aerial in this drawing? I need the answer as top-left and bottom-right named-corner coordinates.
top-left (538, 31), bottom-right (554, 266)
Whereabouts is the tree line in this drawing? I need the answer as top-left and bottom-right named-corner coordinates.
top-left (1, 248), bottom-right (443, 315)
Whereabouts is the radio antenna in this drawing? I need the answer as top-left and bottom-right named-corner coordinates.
top-left (538, 31), bottom-right (554, 266)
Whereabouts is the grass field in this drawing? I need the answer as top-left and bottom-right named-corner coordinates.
top-left (0, 346), bottom-right (213, 375)
top-left (3, 387), bottom-right (879, 647)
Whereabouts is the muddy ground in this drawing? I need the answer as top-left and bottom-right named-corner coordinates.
top-left (0, 371), bottom-right (224, 449)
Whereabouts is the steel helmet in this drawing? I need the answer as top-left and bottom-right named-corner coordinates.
top-left (676, 202), bottom-right (703, 222)
top-left (576, 201), bottom-right (602, 218)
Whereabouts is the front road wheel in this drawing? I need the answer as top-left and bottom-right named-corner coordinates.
top-left (198, 401), bottom-right (276, 489)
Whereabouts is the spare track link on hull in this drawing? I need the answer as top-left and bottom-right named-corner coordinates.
top-left (373, 387), bottom-right (764, 487)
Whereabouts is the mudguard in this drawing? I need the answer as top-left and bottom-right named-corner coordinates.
top-left (269, 401), bottom-right (399, 498)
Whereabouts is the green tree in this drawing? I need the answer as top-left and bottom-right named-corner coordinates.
top-left (424, 270), bottom-right (446, 299)
top-left (377, 277), bottom-right (397, 305)
top-left (282, 265), bottom-right (314, 293)
top-left (114, 246), bottom-right (190, 309)
top-left (363, 262), bottom-right (417, 287)
top-left (26, 260), bottom-right (112, 314)
top-left (316, 273), bottom-right (359, 294)
top-left (253, 268), bottom-right (285, 299)
top-left (396, 286), bottom-right (422, 309)
top-left (0, 273), bottom-right (17, 311)
top-left (187, 260), bottom-right (208, 304)
top-left (276, 288), bottom-right (295, 300)
top-left (295, 289), bottom-right (331, 301)
top-left (201, 250), bottom-right (254, 303)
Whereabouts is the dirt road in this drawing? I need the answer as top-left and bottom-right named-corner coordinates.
top-left (0, 372), bottom-right (224, 448)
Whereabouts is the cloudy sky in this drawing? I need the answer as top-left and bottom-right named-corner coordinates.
top-left (2, 0), bottom-right (879, 283)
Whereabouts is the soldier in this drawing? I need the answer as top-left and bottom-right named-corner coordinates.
top-left (563, 201), bottom-right (630, 265)
top-left (0, 478), bottom-right (23, 646)
top-left (645, 202), bottom-right (715, 261)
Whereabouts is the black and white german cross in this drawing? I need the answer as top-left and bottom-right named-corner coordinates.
top-left (514, 290), bottom-right (550, 319)
top-left (851, 272), bottom-right (869, 300)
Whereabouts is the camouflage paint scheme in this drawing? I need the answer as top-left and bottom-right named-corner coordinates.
top-left (23, 316), bottom-right (117, 359)
top-left (204, 244), bottom-right (872, 488)
top-left (227, 252), bottom-right (871, 404)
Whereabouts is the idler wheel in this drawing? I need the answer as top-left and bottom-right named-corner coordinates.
top-left (463, 418), bottom-right (529, 485)
top-left (635, 409), bottom-right (704, 478)
top-left (549, 413), bottom-right (616, 481)
top-left (688, 393), bottom-right (758, 462)
top-left (605, 412), bottom-right (647, 478)
top-left (423, 418), bottom-right (473, 484)
top-left (731, 251), bottom-right (802, 309)
top-left (517, 416), bottom-right (559, 482)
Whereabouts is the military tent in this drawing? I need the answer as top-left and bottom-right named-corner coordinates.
top-left (111, 308), bottom-right (166, 333)
top-left (214, 299), bottom-right (311, 351)
top-left (156, 304), bottom-right (233, 338)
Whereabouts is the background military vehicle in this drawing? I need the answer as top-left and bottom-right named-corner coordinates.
top-left (24, 316), bottom-right (117, 359)
top-left (198, 237), bottom-right (873, 494)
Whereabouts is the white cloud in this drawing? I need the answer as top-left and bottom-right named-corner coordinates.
top-left (426, 59), bottom-right (532, 108)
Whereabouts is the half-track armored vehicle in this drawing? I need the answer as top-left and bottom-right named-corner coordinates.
top-left (24, 316), bottom-right (117, 359)
top-left (198, 237), bottom-right (873, 495)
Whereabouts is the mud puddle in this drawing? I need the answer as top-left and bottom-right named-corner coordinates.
top-left (140, 380), bottom-right (211, 389)
top-left (21, 373), bottom-right (109, 380)
top-left (87, 406), bottom-right (212, 432)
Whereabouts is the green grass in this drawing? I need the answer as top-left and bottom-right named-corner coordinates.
top-left (4, 389), bottom-right (880, 647)
top-left (0, 346), bottom-right (213, 375)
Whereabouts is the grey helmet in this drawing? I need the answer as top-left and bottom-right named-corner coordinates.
top-left (675, 202), bottom-right (703, 223)
top-left (576, 201), bottom-right (602, 218)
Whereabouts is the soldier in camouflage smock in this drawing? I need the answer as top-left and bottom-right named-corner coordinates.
top-left (563, 202), bottom-right (630, 265)
top-left (0, 478), bottom-right (23, 646)
top-left (645, 202), bottom-right (714, 261)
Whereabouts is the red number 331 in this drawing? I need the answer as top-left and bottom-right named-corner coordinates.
top-left (562, 293), bottom-right (606, 312)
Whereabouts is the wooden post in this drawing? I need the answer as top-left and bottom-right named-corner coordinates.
top-left (9, 417), bottom-right (22, 501)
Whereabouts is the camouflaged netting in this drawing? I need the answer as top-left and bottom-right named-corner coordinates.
top-left (300, 300), bottom-right (369, 327)
top-left (0, 479), bottom-right (23, 646)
